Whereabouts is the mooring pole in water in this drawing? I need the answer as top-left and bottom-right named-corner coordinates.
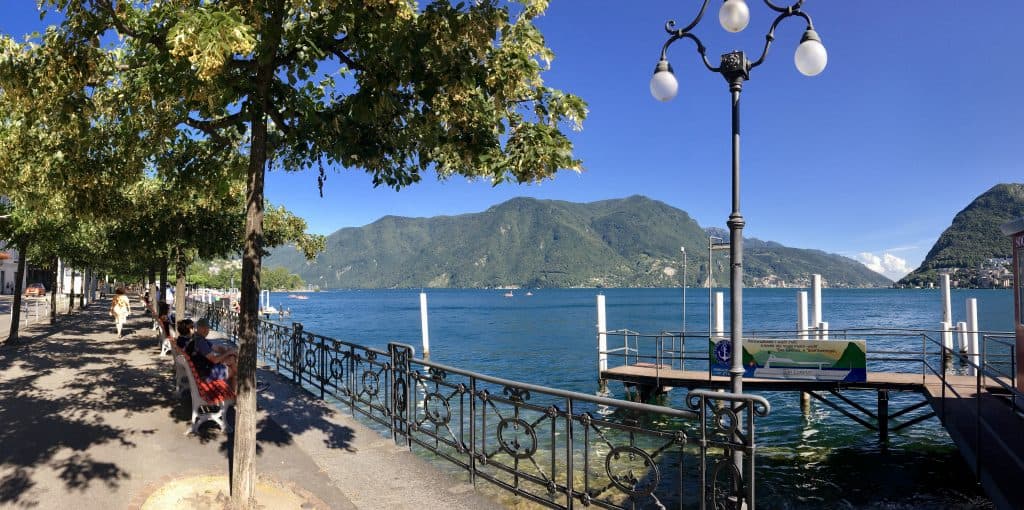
top-left (797, 291), bottom-right (809, 340)
top-left (957, 321), bottom-right (970, 374)
top-left (800, 391), bottom-right (811, 416)
top-left (812, 274), bottom-right (823, 339)
top-left (966, 298), bottom-right (979, 376)
top-left (941, 320), bottom-right (953, 370)
top-left (941, 273), bottom-right (952, 325)
top-left (419, 292), bottom-right (430, 358)
top-left (713, 292), bottom-right (724, 338)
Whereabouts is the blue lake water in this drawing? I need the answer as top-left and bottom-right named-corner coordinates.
top-left (267, 288), bottom-right (1012, 508)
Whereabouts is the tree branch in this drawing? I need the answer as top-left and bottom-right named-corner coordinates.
top-left (328, 38), bottom-right (359, 70)
top-left (274, 36), bottom-right (358, 71)
top-left (94, 0), bottom-right (169, 52)
top-left (184, 112), bottom-right (247, 135)
top-left (266, 105), bottom-right (293, 135)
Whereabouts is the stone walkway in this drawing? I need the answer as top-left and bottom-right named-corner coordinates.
top-left (0, 297), bottom-right (503, 509)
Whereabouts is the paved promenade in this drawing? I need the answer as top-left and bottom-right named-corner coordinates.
top-left (0, 297), bottom-right (502, 509)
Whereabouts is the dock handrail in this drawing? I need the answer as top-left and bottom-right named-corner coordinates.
top-left (920, 330), bottom-right (1024, 506)
top-left (598, 327), bottom-right (1014, 379)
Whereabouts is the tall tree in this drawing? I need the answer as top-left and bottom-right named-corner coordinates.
top-left (43, 1), bottom-right (586, 506)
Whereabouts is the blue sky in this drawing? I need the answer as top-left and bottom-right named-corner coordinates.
top-left (5, 2), bottom-right (1023, 280)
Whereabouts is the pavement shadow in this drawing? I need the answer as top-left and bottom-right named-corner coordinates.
top-left (256, 379), bottom-right (357, 453)
top-left (0, 297), bottom-right (358, 507)
top-left (0, 301), bottom-right (168, 506)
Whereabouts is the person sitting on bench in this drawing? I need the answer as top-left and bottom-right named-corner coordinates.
top-left (187, 318), bottom-right (238, 391)
top-left (175, 318), bottom-right (194, 350)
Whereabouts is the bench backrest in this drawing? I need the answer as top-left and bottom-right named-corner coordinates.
top-left (177, 351), bottom-right (235, 405)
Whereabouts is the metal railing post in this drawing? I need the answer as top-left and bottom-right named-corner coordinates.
top-left (565, 397), bottom-right (575, 509)
top-left (349, 345), bottom-right (356, 416)
top-left (469, 376), bottom-right (478, 486)
top-left (384, 342), bottom-right (413, 447)
top-left (318, 335), bottom-right (327, 399)
top-left (291, 322), bottom-right (304, 384)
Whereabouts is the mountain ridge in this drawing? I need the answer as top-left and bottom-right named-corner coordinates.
top-left (268, 195), bottom-right (892, 289)
top-left (900, 183), bottom-right (1024, 287)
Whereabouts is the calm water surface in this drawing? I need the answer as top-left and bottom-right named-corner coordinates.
top-left (268, 288), bottom-right (1011, 508)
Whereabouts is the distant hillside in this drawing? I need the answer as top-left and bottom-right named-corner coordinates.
top-left (900, 183), bottom-right (1024, 287)
top-left (268, 196), bottom-right (891, 289)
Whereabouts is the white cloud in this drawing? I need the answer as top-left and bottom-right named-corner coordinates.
top-left (856, 252), bottom-right (912, 281)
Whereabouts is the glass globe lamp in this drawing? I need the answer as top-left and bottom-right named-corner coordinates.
top-left (650, 60), bottom-right (678, 102)
top-left (719, 0), bottom-right (750, 33)
top-left (794, 29), bottom-right (827, 76)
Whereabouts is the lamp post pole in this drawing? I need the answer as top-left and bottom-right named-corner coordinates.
top-left (725, 55), bottom-right (747, 395)
top-left (651, 0), bottom-right (827, 397)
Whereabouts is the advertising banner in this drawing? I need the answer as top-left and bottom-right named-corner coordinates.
top-left (711, 338), bottom-right (866, 382)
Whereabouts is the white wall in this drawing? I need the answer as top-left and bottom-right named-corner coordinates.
top-left (0, 243), bottom-right (27, 294)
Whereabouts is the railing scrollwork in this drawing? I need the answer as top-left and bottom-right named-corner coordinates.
top-left (186, 299), bottom-right (770, 509)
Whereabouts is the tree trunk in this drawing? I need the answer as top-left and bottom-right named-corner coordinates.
top-left (79, 268), bottom-right (89, 308)
top-left (232, 61), bottom-right (272, 510)
top-left (6, 237), bottom-right (29, 344)
top-left (160, 257), bottom-right (169, 308)
top-left (50, 256), bottom-right (58, 325)
top-left (148, 264), bottom-right (158, 316)
top-left (68, 269), bottom-right (76, 314)
top-left (175, 245), bottom-right (186, 323)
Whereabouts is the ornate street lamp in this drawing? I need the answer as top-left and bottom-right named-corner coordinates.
top-left (654, 6), bottom-right (825, 504)
top-left (652, 0), bottom-right (826, 399)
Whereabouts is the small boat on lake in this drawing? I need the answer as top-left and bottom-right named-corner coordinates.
top-left (504, 291), bottom-right (514, 298)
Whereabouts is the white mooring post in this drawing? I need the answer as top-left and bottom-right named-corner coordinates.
top-left (941, 321), bottom-right (954, 353)
top-left (940, 273), bottom-right (952, 325)
top-left (713, 291), bottom-right (725, 338)
top-left (957, 321), bottom-right (968, 354)
top-left (797, 291), bottom-right (809, 339)
top-left (966, 298), bottom-right (979, 376)
top-left (812, 274), bottom-right (823, 339)
top-left (419, 292), bottom-right (430, 358)
top-left (819, 321), bottom-right (829, 340)
top-left (597, 294), bottom-right (608, 372)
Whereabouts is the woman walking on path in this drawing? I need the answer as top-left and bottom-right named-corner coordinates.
top-left (110, 288), bottom-right (131, 338)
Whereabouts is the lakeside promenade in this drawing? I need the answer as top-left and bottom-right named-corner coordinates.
top-left (0, 296), bottom-right (502, 509)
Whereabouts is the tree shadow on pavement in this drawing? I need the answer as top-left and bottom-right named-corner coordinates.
top-left (0, 300), bottom-right (359, 507)
top-left (0, 305), bottom-right (166, 506)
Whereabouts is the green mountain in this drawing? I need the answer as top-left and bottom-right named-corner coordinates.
top-left (832, 342), bottom-right (866, 370)
top-left (900, 183), bottom-right (1024, 287)
top-left (268, 196), bottom-right (891, 289)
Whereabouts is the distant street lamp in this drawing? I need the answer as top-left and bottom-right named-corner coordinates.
top-left (708, 234), bottom-right (729, 340)
top-left (652, 0), bottom-right (827, 398)
top-left (680, 246), bottom-right (687, 336)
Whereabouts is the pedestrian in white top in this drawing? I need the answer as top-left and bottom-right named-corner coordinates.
top-left (110, 287), bottom-right (132, 338)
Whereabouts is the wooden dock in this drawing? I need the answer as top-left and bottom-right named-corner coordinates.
top-left (601, 364), bottom-right (977, 392)
top-left (602, 364), bottom-right (1024, 509)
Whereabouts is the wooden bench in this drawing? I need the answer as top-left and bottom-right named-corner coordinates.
top-left (174, 348), bottom-right (236, 434)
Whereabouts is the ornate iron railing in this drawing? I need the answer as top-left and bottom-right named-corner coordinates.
top-left (186, 299), bottom-right (770, 509)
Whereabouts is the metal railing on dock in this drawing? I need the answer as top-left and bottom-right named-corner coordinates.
top-left (597, 327), bottom-right (1014, 381)
top-left (187, 299), bottom-right (770, 509)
